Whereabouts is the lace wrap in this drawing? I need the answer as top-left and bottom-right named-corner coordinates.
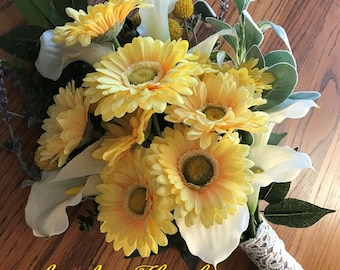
top-left (239, 219), bottom-right (303, 270)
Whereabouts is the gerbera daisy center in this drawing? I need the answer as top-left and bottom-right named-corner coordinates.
top-left (203, 105), bottom-right (226, 121)
top-left (128, 186), bottom-right (147, 215)
top-left (182, 154), bottom-right (214, 187)
top-left (127, 61), bottom-right (161, 85)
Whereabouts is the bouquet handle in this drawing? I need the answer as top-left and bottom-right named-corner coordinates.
top-left (239, 219), bottom-right (303, 270)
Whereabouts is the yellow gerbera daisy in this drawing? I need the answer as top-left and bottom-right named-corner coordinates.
top-left (53, 0), bottom-right (147, 47)
top-left (228, 58), bottom-right (275, 94)
top-left (148, 125), bottom-right (254, 228)
top-left (83, 36), bottom-right (201, 121)
top-left (92, 108), bottom-right (153, 167)
top-left (96, 148), bottom-right (177, 257)
top-left (36, 81), bottom-right (90, 167)
top-left (165, 72), bottom-right (269, 149)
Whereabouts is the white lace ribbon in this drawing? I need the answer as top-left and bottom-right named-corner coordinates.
top-left (239, 219), bottom-right (303, 270)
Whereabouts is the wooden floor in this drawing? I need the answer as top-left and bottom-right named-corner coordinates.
top-left (0, 0), bottom-right (339, 269)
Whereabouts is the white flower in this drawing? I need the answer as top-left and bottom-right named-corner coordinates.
top-left (253, 97), bottom-right (319, 146)
top-left (35, 30), bottom-right (114, 81)
top-left (177, 205), bottom-right (249, 269)
top-left (248, 96), bottom-right (318, 213)
top-left (247, 145), bottom-right (313, 214)
top-left (189, 29), bottom-right (237, 57)
top-left (136, 0), bottom-right (178, 41)
top-left (25, 142), bottom-right (105, 237)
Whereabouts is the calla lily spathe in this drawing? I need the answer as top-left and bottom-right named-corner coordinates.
top-left (25, 141), bottom-right (105, 237)
top-left (246, 96), bottom-right (318, 214)
top-left (253, 97), bottom-right (319, 146)
top-left (177, 205), bottom-right (250, 269)
top-left (247, 145), bottom-right (313, 214)
top-left (35, 30), bottom-right (114, 81)
top-left (136, 0), bottom-right (178, 41)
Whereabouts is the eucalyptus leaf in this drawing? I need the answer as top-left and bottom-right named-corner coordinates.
top-left (258, 20), bottom-right (292, 51)
top-left (14, 0), bottom-right (49, 26)
top-left (206, 17), bottom-right (239, 53)
top-left (254, 63), bottom-right (297, 111)
top-left (268, 132), bottom-right (287, 145)
top-left (0, 25), bottom-right (45, 61)
top-left (259, 182), bottom-right (291, 203)
top-left (194, 0), bottom-right (217, 21)
top-left (264, 198), bottom-right (335, 228)
top-left (243, 10), bottom-right (264, 51)
top-left (232, 0), bottom-right (254, 14)
top-left (289, 91), bottom-right (321, 100)
top-left (264, 50), bottom-right (296, 68)
top-left (245, 45), bottom-right (264, 68)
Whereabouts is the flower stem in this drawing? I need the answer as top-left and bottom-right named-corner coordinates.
top-left (112, 36), bottom-right (121, 50)
top-left (152, 114), bottom-right (161, 137)
top-left (183, 19), bottom-right (191, 47)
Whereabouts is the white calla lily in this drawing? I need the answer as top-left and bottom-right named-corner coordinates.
top-left (25, 141), bottom-right (105, 237)
top-left (189, 29), bottom-right (237, 56)
top-left (136, 0), bottom-right (178, 41)
top-left (177, 205), bottom-right (250, 269)
top-left (247, 145), bottom-right (313, 214)
top-left (35, 30), bottom-right (114, 81)
top-left (253, 98), bottom-right (319, 146)
top-left (266, 98), bottom-right (319, 124)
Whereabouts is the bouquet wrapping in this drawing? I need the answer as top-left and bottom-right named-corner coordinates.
top-left (240, 218), bottom-right (303, 270)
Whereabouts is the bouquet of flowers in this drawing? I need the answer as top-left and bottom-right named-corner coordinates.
top-left (0, 0), bottom-right (335, 269)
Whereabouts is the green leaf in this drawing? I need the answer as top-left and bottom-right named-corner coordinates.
top-left (264, 50), bottom-right (296, 68)
top-left (239, 130), bottom-right (253, 146)
top-left (246, 45), bottom-right (264, 68)
top-left (206, 17), bottom-right (239, 53)
top-left (243, 10), bottom-right (264, 51)
top-left (232, 0), bottom-right (255, 14)
top-left (259, 182), bottom-right (291, 203)
top-left (53, 0), bottom-right (88, 21)
top-left (194, 0), bottom-right (217, 21)
top-left (268, 132), bottom-right (287, 145)
top-left (254, 62), bottom-right (297, 111)
top-left (289, 91), bottom-right (321, 100)
top-left (3, 137), bottom-right (23, 156)
top-left (258, 20), bottom-right (292, 51)
top-left (14, 0), bottom-right (49, 26)
top-left (49, 7), bottom-right (68, 26)
top-left (0, 25), bottom-right (45, 61)
top-left (264, 198), bottom-right (336, 228)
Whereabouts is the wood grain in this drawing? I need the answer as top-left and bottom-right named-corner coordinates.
top-left (0, 1), bottom-right (339, 269)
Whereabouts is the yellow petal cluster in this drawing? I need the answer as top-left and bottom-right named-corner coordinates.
top-left (92, 108), bottom-right (153, 167)
top-left (96, 149), bottom-right (177, 257)
top-left (228, 58), bottom-right (275, 94)
top-left (53, 0), bottom-right (146, 47)
top-left (83, 36), bottom-right (201, 121)
top-left (36, 81), bottom-right (90, 167)
top-left (148, 125), bottom-right (254, 228)
top-left (165, 72), bottom-right (269, 149)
